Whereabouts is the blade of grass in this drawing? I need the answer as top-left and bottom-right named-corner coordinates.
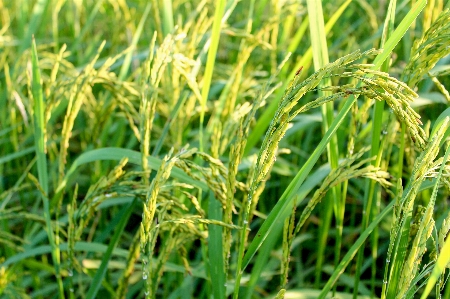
top-left (0, 147), bottom-right (35, 165)
top-left (118, 4), bottom-right (151, 80)
top-left (253, 0), bottom-right (270, 29)
top-left (286, 16), bottom-right (310, 58)
top-left (199, 0), bottom-right (226, 152)
top-left (0, 243), bottom-right (126, 268)
top-left (50, 0), bottom-right (63, 52)
top-left (19, 0), bottom-right (49, 52)
top-left (240, 0), bottom-right (427, 272)
top-left (279, 1), bottom-right (301, 48)
top-left (85, 198), bottom-right (137, 299)
top-left (398, 124), bottom-right (406, 179)
top-left (31, 36), bottom-right (64, 298)
top-left (161, 0), bottom-right (174, 36)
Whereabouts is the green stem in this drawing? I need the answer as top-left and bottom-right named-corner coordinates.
top-left (199, 0), bottom-right (226, 152)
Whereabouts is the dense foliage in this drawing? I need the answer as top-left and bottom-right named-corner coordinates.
top-left (1, 0), bottom-right (450, 298)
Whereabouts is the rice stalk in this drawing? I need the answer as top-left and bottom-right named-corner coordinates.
top-left (4, 1), bottom-right (450, 298)
top-left (140, 149), bottom-right (177, 297)
top-left (199, 0), bottom-right (226, 151)
top-left (74, 158), bottom-right (128, 239)
top-left (138, 147), bottom-right (233, 297)
top-left (234, 48), bottom-right (410, 295)
top-left (223, 58), bottom-right (285, 274)
top-left (57, 41), bottom-right (106, 185)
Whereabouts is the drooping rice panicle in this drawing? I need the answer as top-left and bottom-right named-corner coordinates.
top-left (402, 9), bottom-right (450, 88)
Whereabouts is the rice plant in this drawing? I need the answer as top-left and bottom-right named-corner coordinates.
top-left (1, 0), bottom-right (450, 298)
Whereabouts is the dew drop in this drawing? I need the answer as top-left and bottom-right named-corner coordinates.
top-left (243, 220), bottom-right (248, 225)
top-left (68, 269), bottom-right (73, 277)
top-left (69, 288), bottom-right (74, 293)
top-left (143, 273), bottom-right (148, 280)
top-left (386, 258), bottom-right (390, 263)
top-left (144, 291), bottom-right (149, 296)
top-left (382, 130), bottom-right (388, 135)
top-left (383, 280), bottom-right (388, 284)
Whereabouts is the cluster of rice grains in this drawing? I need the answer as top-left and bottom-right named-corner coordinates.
top-left (241, 11), bottom-right (450, 295)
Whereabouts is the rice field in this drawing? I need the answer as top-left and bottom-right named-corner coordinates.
top-left (1, 0), bottom-right (450, 298)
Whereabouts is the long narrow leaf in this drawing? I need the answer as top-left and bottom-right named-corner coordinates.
top-left (31, 36), bottom-right (64, 298)
top-left (118, 4), bottom-right (151, 80)
top-left (199, 0), bottom-right (226, 151)
top-left (19, 0), bottom-right (49, 52)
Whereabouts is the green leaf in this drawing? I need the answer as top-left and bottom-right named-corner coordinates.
top-left (31, 36), bottom-right (64, 298)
